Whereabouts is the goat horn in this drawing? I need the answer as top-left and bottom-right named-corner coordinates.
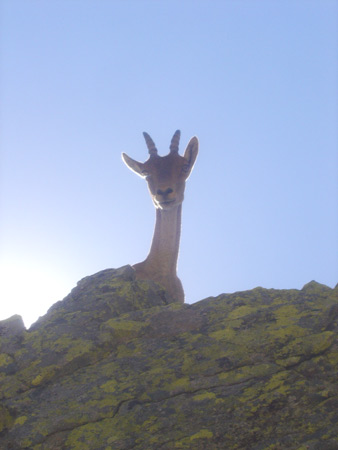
top-left (170, 130), bottom-right (181, 153)
top-left (143, 132), bottom-right (158, 156)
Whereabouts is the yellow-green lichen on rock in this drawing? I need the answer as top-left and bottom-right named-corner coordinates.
top-left (0, 266), bottom-right (337, 449)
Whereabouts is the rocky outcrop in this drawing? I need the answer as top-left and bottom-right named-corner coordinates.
top-left (0, 266), bottom-right (337, 449)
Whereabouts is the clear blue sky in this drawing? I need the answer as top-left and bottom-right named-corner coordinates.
top-left (1, 0), bottom-right (337, 327)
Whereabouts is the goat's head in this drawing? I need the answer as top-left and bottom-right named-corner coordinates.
top-left (122, 130), bottom-right (198, 210)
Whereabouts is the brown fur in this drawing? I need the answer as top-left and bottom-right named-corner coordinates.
top-left (122, 130), bottom-right (198, 303)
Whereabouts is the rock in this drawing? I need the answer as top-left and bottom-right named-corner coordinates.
top-left (0, 315), bottom-right (25, 338)
top-left (0, 269), bottom-right (337, 449)
top-left (0, 315), bottom-right (25, 358)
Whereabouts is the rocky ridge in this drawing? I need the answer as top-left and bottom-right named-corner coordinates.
top-left (0, 265), bottom-right (337, 449)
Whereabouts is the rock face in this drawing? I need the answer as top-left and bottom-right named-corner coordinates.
top-left (0, 266), bottom-right (338, 450)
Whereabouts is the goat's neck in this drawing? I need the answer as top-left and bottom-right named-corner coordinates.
top-left (132, 203), bottom-right (183, 302)
top-left (145, 204), bottom-right (182, 275)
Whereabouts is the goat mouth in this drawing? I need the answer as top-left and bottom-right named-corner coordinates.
top-left (157, 199), bottom-right (176, 208)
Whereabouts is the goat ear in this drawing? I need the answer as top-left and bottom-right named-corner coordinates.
top-left (183, 137), bottom-right (199, 179)
top-left (122, 153), bottom-right (145, 177)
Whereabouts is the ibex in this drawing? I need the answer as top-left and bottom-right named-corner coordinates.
top-left (122, 130), bottom-right (198, 303)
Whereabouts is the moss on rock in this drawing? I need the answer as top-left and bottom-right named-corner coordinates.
top-left (0, 267), bottom-right (337, 449)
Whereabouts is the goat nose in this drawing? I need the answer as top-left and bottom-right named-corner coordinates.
top-left (157, 188), bottom-right (173, 196)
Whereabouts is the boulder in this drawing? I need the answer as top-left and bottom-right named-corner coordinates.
top-left (0, 267), bottom-right (337, 449)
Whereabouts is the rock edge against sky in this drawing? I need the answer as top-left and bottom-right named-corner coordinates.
top-left (1, 266), bottom-right (338, 449)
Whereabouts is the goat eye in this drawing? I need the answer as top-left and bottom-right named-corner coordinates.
top-left (181, 164), bottom-right (190, 174)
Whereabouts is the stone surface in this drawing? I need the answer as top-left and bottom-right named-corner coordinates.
top-left (0, 267), bottom-right (337, 449)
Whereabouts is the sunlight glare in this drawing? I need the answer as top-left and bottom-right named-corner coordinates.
top-left (0, 259), bottom-right (74, 329)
